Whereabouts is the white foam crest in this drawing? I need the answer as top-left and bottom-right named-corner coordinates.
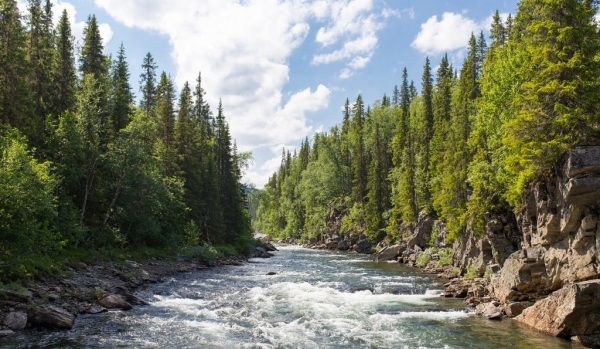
top-left (153, 298), bottom-right (218, 319)
top-left (369, 310), bottom-right (469, 323)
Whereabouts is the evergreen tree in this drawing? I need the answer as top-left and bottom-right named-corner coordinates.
top-left (0, 0), bottom-right (33, 133)
top-left (52, 9), bottom-right (76, 117)
top-left (109, 43), bottom-right (133, 132)
top-left (79, 15), bottom-right (106, 79)
top-left (420, 57), bottom-right (433, 205)
top-left (351, 94), bottom-right (367, 204)
top-left (490, 9), bottom-right (507, 46)
top-left (26, 0), bottom-right (55, 146)
top-left (139, 52), bottom-right (157, 115)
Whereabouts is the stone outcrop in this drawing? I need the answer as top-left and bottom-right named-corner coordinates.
top-left (515, 280), bottom-right (600, 337)
top-left (452, 211), bottom-right (520, 276)
top-left (482, 146), bottom-right (600, 341)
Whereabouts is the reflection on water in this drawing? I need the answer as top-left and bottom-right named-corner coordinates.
top-left (0, 245), bottom-right (581, 348)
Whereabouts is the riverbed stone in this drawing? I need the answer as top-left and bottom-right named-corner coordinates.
top-left (98, 294), bottom-right (132, 310)
top-left (475, 302), bottom-right (503, 320)
top-left (3, 312), bottom-right (27, 330)
top-left (0, 329), bottom-right (14, 337)
top-left (28, 305), bottom-right (75, 329)
top-left (376, 244), bottom-right (404, 262)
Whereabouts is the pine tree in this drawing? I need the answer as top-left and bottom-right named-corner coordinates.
top-left (79, 15), bottom-right (106, 79)
top-left (420, 57), bottom-right (433, 205)
top-left (155, 72), bottom-right (176, 149)
top-left (503, 0), bottom-right (600, 205)
top-left (351, 94), bottom-right (367, 204)
top-left (139, 52), bottom-right (158, 116)
top-left (490, 9), bottom-right (507, 46)
top-left (109, 43), bottom-right (133, 132)
top-left (0, 0), bottom-right (33, 132)
top-left (52, 9), bottom-right (76, 117)
top-left (26, 0), bottom-right (55, 146)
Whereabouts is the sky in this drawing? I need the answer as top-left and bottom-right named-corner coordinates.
top-left (17, 0), bottom-right (519, 188)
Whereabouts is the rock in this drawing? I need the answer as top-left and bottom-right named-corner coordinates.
top-left (266, 272), bottom-right (277, 276)
top-left (375, 244), bottom-right (404, 262)
top-left (28, 305), bottom-right (75, 329)
top-left (515, 280), bottom-right (600, 337)
top-left (475, 302), bottom-right (503, 320)
top-left (407, 211), bottom-right (434, 249)
top-left (98, 294), bottom-right (132, 310)
top-left (571, 334), bottom-right (600, 347)
top-left (3, 312), bottom-right (27, 330)
top-left (263, 242), bottom-right (278, 252)
top-left (349, 286), bottom-right (374, 293)
top-left (338, 240), bottom-right (350, 251)
top-left (325, 239), bottom-right (338, 249)
top-left (87, 305), bottom-right (106, 314)
top-left (489, 251), bottom-right (549, 304)
top-left (0, 329), bottom-right (14, 337)
top-left (126, 294), bottom-right (151, 306)
top-left (504, 301), bottom-right (534, 317)
top-left (47, 293), bottom-right (60, 302)
top-left (563, 146), bottom-right (600, 178)
top-left (0, 289), bottom-right (32, 303)
top-left (353, 238), bottom-right (371, 254)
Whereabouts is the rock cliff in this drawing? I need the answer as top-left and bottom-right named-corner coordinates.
top-left (486, 146), bottom-right (600, 341)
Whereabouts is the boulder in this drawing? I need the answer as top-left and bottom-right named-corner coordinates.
top-left (28, 305), bottom-right (75, 329)
top-left (338, 240), bottom-right (350, 251)
top-left (475, 302), bottom-right (503, 320)
top-left (489, 249), bottom-right (549, 304)
top-left (87, 305), bottom-right (107, 314)
top-left (353, 238), bottom-right (371, 254)
top-left (325, 239), bottom-right (338, 249)
top-left (503, 301), bottom-right (534, 317)
top-left (375, 244), bottom-right (404, 262)
top-left (3, 312), bottom-right (27, 330)
top-left (515, 279), bottom-right (600, 337)
top-left (98, 294), bottom-right (133, 310)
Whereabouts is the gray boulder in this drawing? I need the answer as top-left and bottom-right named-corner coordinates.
top-left (28, 305), bottom-right (75, 329)
top-left (3, 312), bottom-right (27, 330)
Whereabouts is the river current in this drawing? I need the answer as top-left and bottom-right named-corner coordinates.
top-left (1, 245), bottom-right (580, 348)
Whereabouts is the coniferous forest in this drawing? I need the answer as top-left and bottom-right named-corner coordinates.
top-left (0, 0), bottom-right (252, 281)
top-left (255, 1), bottom-right (600, 244)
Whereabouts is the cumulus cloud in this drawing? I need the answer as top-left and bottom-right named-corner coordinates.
top-left (93, 0), bottom-right (392, 186)
top-left (412, 12), bottom-right (485, 55)
top-left (311, 0), bottom-right (398, 78)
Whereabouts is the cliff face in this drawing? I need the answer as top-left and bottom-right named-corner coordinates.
top-left (486, 146), bottom-right (600, 340)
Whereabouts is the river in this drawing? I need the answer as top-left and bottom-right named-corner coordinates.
top-left (1, 245), bottom-right (580, 348)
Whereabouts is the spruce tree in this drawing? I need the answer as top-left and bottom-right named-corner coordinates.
top-left (79, 15), bottom-right (106, 79)
top-left (139, 52), bottom-right (158, 116)
top-left (109, 43), bottom-right (134, 132)
top-left (0, 0), bottom-right (33, 132)
top-left (53, 9), bottom-right (76, 117)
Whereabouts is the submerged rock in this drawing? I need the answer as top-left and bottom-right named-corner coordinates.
top-left (475, 302), bottom-right (503, 320)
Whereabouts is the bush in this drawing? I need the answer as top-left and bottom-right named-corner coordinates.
top-left (464, 266), bottom-right (480, 279)
top-left (416, 252), bottom-right (432, 267)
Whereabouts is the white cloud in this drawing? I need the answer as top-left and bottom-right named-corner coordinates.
top-left (94, 0), bottom-right (391, 186)
top-left (311, 0), bottom-right (397, 78)
top-left (411, 12), bottom-right (484, 55)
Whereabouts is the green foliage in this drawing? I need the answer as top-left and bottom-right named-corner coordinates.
top-left (464, 266), bottom-right (480, 279)
top-left (416, 252), bottom-right (432, 268)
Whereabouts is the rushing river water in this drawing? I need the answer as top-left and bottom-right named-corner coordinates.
top-left (1, 245), bottom-right (582, 349)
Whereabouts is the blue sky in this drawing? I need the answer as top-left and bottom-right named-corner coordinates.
top-left (19, 0), bottom-right (518, 187)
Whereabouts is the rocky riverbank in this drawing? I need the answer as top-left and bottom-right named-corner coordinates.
top-left (276, 146), bottom-right (600, 348)
top-left (0, 243), bottom-right (277, 336)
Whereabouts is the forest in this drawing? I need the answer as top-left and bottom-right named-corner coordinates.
top-left (0, 0), bottom-right (253, 281)
top-left (255, 0), bottom-right (600, 245)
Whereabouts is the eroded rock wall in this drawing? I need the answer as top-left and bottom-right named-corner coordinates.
top-left (487, 146), bottom-right (600, 339)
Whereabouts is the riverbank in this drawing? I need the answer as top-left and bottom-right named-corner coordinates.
top-left (0, 242), bottom-right (277, 336)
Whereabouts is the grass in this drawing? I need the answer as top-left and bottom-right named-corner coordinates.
top-left (0, 239), bottom-right (261, 284)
